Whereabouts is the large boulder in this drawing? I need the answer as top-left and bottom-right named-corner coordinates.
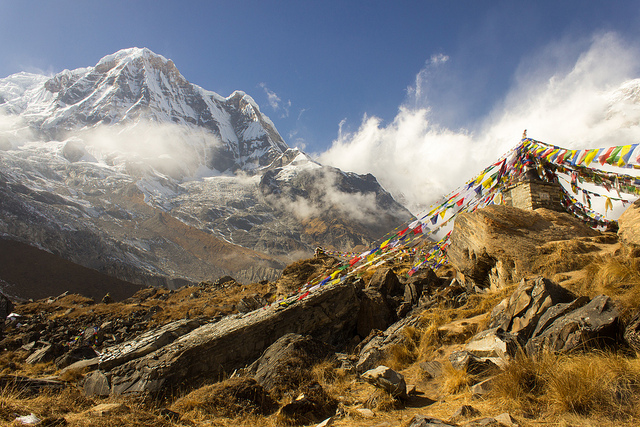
top-left (247, 333), bottom-right (334, 397)
top-left (618, 199), bottom-right (640, 246)
top-left (104, 280), bottom-right (360, 396)
top-left (357, 288), bottom-right (394, 338)
top-left (447, 205), bottom-right (599, 289)
top-left (367, 268), bottom-right (404, 296)
top-left (487, 276), bottom-right (577, 342)
top-left (526, 295), bottom-right (621, 355)
top-left (357, 268), bottom-right (408, 338)
top-left (474, 277), bottom-right (622, 356)
top-left (403, 267), bottom-right (441, 305)
top-left (355, 315), bottom-right (421, 373)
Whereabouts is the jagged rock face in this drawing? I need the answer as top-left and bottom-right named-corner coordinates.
top-left (447, 205), bottom-right (599, 289)
top-left (104, 280), bottom-right (361, 396)
top-left (464, 276), bottom-right (621, 358)
top-left (0, 48), bottom-right (412, 290)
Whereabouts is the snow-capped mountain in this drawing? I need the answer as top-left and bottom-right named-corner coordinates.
top-left (0, 48), bottom-right (411, 289)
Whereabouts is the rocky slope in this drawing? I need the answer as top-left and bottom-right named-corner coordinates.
top-left (2, 203), bottom-right (640, 426)
top-left (0, 48), bottom-right (411, 290)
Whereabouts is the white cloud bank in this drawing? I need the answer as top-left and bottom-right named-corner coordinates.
top-left (318, 32), bottom-right (640, 215)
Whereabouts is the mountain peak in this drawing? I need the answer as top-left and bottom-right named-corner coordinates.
top-left (96, 47), bottom-right (168, 67)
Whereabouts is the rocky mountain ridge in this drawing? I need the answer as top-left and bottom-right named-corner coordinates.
top-left (0, 48), bottom-right (411, 290)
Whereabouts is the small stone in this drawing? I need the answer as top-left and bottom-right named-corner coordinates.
top-left (494, 413), bottom-right (518, 427)
top-left (355, 408), bottom-right (374, 418)
top-left (471, 377), bottom-right (494, 399)
top-left (316, 417), bottom-right (334, 427)
top-left (462, 417), bottom-right (500, 427)
top-left (86, 403), bottom-right (127, 417)
top-left (407, 415), bottom-right (457, 426)
top-left (450, 404), bottom-right (481, 420)
top-left (14, 413), bottom-right (41, 425)
top-left (419, 360), bottom-right (443, 379)
top-left (361, 365), bottom-right (407, 399)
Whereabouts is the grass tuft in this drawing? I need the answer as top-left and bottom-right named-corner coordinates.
top-left (492, 351), bottom-right (640, 420)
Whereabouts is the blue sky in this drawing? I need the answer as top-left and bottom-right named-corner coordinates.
top-left (2, 1), bottom-right (640, 213)
top-left (1, 1), bottom-right (637, 151)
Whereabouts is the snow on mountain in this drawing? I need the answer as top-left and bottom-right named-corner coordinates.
top-left (0, 48), bottom-right (412, 290)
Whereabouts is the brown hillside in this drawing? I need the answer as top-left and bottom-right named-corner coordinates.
top-left (142, 212), bottom-right (283, 271)
top-left (0, 238), bottom-right (143, 301)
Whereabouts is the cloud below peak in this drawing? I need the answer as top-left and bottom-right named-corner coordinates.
top-left (318, 32), bottom-right (640, 216)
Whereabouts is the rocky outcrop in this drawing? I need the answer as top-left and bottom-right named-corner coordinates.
top-left (357, 268), bottom-right (405, 337)
top-left (447, 205), bottom-right (598, 289)
top-left (618, 198), bottom-right (640, 246)
top-left (355, 315), bottom-right (421, 373)
top-left (462, 277), bottom-right (621, 359)
top-left (487, 276), bottom-right (577, 342)
top-left (103, 280), bottom-right (361, 396)
top-left (526, 295), bottom-right (621, 355)
top-left (247, 333), bottom-right (334, 397)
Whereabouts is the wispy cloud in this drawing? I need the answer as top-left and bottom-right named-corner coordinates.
top-left (318, 32), bottom-right (640, 215)
top-left (259, 82), bottom-right (290, 118)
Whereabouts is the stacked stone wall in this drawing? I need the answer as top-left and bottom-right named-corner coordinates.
top-left (503, 180), bottom-right (564, 212)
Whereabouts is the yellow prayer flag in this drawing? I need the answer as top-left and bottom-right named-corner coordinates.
top-left (584, 150), bottom-right (599, 165)
top-left (605, 197), bottom-right (613, 213)
top-left (618, 145), bottom-right (632, 166)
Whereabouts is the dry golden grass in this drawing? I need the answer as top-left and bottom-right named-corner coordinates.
top-left (171, 377), bottom-right (275, 420)
top-left (383, 326), bottom-right (421, 370)
top-left (532, 239), bottom-right (600, 276)
top-left (580, 256), bottom-right (640, 321)
top-left (492, 350), bottom-right (640, 421)
top-left (0, 386), bottom-right (93, 425)
top-left (439, 361), bottom-right (474, 395)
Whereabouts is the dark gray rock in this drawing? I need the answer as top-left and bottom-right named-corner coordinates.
top-left (237, 294), bottom-right (268, 313)
top-left (470, 377), bottom-right (495, 399)
top-left (247, 333), bottom-right (334, 395)
top-left (450, 404), bottom-right (481, 421)
top-left (526, 295), bottom-right (621, 355)
top-left (419, 360), bottom-right (443, 379)
top-left (367, 268), bottom-right (403, 297)
top-left (449, 351), bottom-right (501, 377)
top-left (25, 343), bottom-right (64, 364)
top-left (55, 345), bottom-right (99, 369)
top-left (357, 288), bottom-right (394, 338)
top-left (83, 370), bottom-right (111, 397)
top-left (355, 316), bottom-right (421, 373)
top-left (0, 291), bottom-right (13, 323)
top-left (0, 375), bottom-right (65, 396)
top-left (106, 280), bottom-right (360, 396)
top-left (99, 318), bottom-right (202, 370)
top-left (488, 276), bottom-right (576, 342)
